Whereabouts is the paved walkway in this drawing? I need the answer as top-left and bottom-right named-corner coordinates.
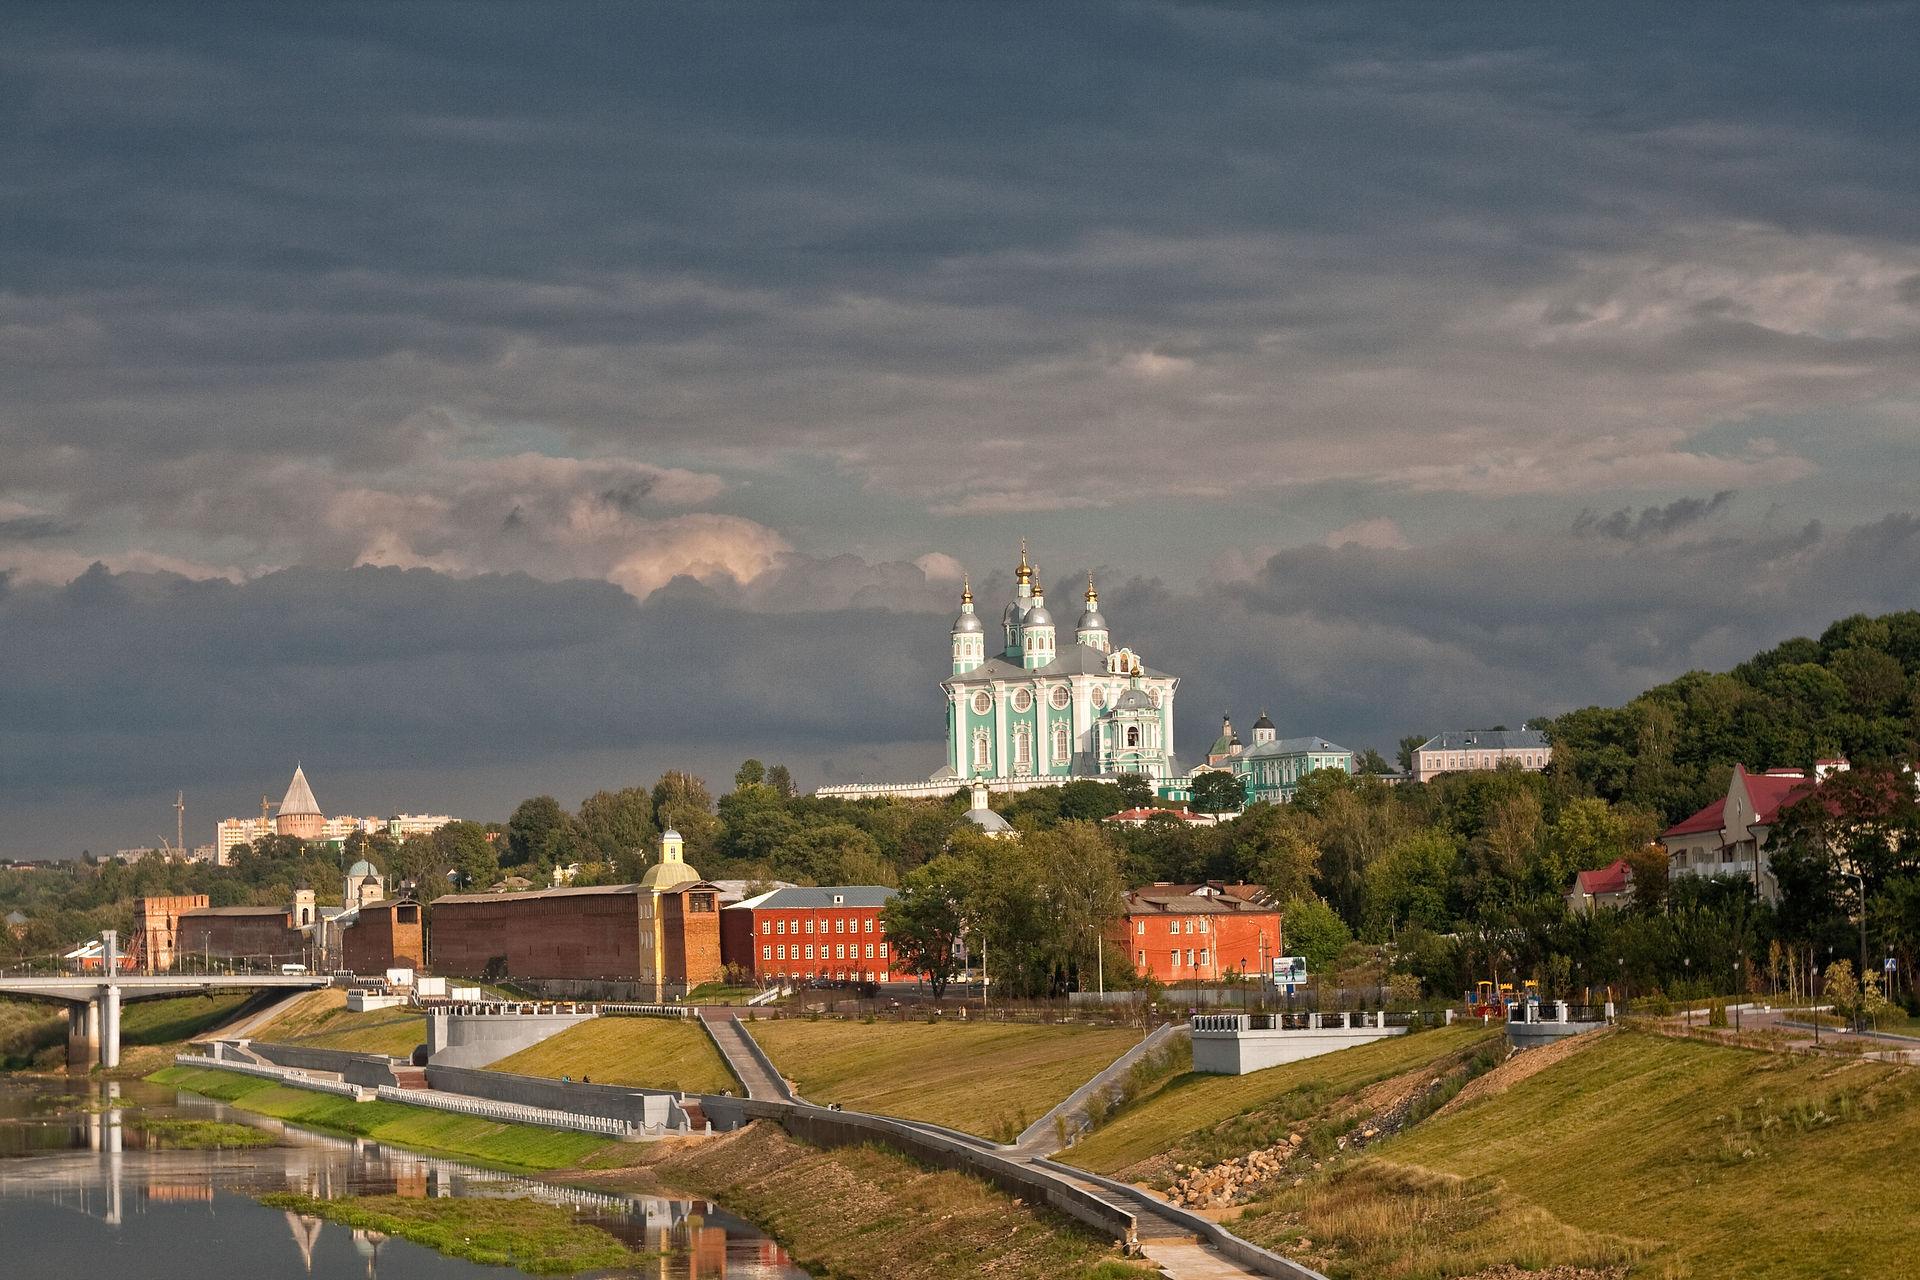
top-left (1011, 1021), bottom-right (1186, 1156)
top-left (697, 1008), bottom-right (793, 1100)
top-left (1143, 1242), bottom-right (1270, 1279)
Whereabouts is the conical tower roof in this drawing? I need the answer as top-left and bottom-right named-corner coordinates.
top-left (279, 764), bottom-right (322, 817)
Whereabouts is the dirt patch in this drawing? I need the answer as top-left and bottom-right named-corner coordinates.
top-left (1457, 1267), bottom-right (1627, 1280)
top-left (1433, 1028), bottom-right (1609, 1121)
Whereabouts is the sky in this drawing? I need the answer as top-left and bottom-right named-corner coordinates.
top-left (4, 3), bottom-right (1920, 857)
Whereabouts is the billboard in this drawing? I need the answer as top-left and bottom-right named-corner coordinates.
top-left (1272, 955), bottom-right (1308, 984)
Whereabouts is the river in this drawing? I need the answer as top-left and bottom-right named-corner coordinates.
top-left (0, 1075), bottom-right (810, 1279)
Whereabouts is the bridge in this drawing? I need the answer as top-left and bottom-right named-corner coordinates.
top-left (0, 932), bottom-right (329, 1069)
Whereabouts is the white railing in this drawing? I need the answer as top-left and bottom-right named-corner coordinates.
top-left (745, 985), bottom-right (790, 1007)
top-left (598, 1002), bottom-right (695, 1019)
top-left (171, 1053), bottom-right (369, 1100)
top-left (373, 1085), bottom-right (635, 1138)
top-left (1190, 1014), bottom-right (1248, 1033)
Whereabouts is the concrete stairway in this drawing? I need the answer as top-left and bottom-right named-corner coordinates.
top-left (697, 1010), bottom-right (791, 1101)
top-left (387, 1065), bottom-right (429, 1090)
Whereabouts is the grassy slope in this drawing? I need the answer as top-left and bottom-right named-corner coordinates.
top-left (149, 1065), bottom-right (609, 1169)
top-left (486, 1017), bottom-right (738, 1093)
top-left (260, 1192), bottom-right (645, 1275)
top-left (3, 990), bottom-right (258, 1072)
top-left (1062, 1024), bottom-right (1498, 1176)
top-left (750, 1019), bottom-right (1144, 1139)
top-left (250, 988), bottom-right (427, 1057)
top-left (641, 1122), bottom-right (1153, 1280)
top-left (1372, 1029), bottom-right (1920, 1279)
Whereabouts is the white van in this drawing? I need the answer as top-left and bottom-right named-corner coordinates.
top-left (280, 963), bottom-right (309, 976)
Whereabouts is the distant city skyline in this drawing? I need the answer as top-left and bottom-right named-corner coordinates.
top-left (5, 5), bottom-right (1919, 855)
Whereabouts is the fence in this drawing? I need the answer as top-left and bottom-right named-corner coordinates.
top-left (170, 1052), bottom-right (369, 1101)
top-left (598, 1002), bottom-right (696, 1019)
top-left (372, 1084), bottom-right (637, 1138)
top-left (1192, 1010), bottom-right (1440, 1033)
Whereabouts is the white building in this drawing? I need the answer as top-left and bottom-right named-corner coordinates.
top-left (1413, 729), bottom-right (1551, 782)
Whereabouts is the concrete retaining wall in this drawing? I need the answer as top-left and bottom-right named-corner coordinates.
top-left (1190, 1016), bottom-right (1404, 1074)
top-left (253, 1043), bottom-right (403, 1082)
top-left (424, 1063), bottom-right (684, 1130)
top-left (426, 1008), bottom-right (596, 1068)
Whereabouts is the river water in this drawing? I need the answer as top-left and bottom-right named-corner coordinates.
top-left (0, 1075), bottom-right (810, 1279)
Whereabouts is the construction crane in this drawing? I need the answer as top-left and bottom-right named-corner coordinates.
top-left (174, 790), bottom-right (185, 856)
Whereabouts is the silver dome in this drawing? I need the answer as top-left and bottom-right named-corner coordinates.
top-left (1077, 607), bottom-right (1108, 632)
top-left (951, 610), bottom-right (984, 633)
top-left (1114, 687), bottom-right (1154, 711)
top-left (1022, 604), bottom-right (1054, 628)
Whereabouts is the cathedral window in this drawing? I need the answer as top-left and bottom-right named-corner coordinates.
top-left (1053, 724), bottom-right (1070, 764)
top-left (973, 731), bottom-right (990, 771)
top-left (1126, 726), bottom-right (1140, 748)
top-left (1012, 689), bottom-right (1032, 712)
top-left (972, 691), bottom-right (992, 715)
top-left (1014, 727), bottom-right (1031, 769)
top-left (1049, 686), bottom-right (1070, 709)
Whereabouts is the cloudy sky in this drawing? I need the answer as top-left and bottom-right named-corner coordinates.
top-left (5, 4), bottom-right (1920, 856)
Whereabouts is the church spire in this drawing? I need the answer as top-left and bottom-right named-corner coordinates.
top-left (1015, 538), bottom-right (1032, 587)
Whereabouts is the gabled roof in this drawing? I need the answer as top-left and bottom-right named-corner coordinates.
top-left (1420, 729), bottom-right (1548, 752)
top-left (1239, 736), bottom-right (1351, 759)
top-left (723, 885), bottom-right (897, 911)
top-left (943, 644), bottom-right (1171, 686)
top-left (1572, 858), bottom-right (1632, 897)
top-left (279, 764), bottom-right (322, 817)
top-left (1122, 889), bottom-right (1277, 916)
top-left (1662, 765), bottom-right (1816, 839)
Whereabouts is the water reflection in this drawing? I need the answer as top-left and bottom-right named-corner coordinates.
top-left (0, 1077), bottom-right (807, 1278)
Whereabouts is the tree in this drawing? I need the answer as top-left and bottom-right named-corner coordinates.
top-left (1824, 958), bottom-right (1860, 1022)
top-left (1222, 806), bottom-right (1318, 903)
top-left (1398, 735), bottom-right (1428, 773)
top-left (1189, 769), bottom-right (1246, 815)
top-left (1363, 830), bottom-right (1460, 937)
top-left (765, 764), bottom-right (796, 799)
top-left (1355, 748), bottom-right (1393, 776)
top-left (883, 854), bottom-right (973, 996)
top-left (734, 759), bottom-right (767, 790)
top-left (1282, 896), bottom-right (1351, 973)
top-left (505, 796), bottom-right (571, 867)
top-left (577, 787), bottom-right (656, 870)
top-left (1114, 773), bottom-right (1155, 809)
top-left (652, 771), bottom-right (721, 862)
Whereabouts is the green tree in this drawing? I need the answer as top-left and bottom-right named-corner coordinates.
top-left (1355, 747), bottom-right (1393, 775)
top-left (1189, 769), bottom-right (1246, 815)
top-left (576, 787), bottom-right (656, 870)
top-left (1282, 896), bottom-right (1351, 973)
top-left (733, 759), bottom-right (766, 790)
top-left (651, 771), bottom-right (721, 862)
top-left (1114, 773), bottom-right (1155, 809)
top-left (765, 764), bottom-right (796, 799)
top-left (505, 796), bottom-right (571, 867)
top-left (882, 854), bottom-right (973, 996)
top-left (1222, 805), bottom-right (1319, 903)
top-left (1363, 829), bottom-right (1460, 937)
top-left (1397, 735), bottom-right (1428, 773)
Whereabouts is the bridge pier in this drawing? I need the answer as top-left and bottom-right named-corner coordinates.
top-left (68, 1000), bottom-right (99, 1068)
top-left (101, 984), bottom-right (121, 1069)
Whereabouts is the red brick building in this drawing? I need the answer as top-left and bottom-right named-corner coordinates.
top-left (721, 886), bottom-right (911, 985)
top-left (340, 898), bottom-right (426, 974)
top-left (134, 894), bottom-right (209, 971)
top-left (1110, 883), bottom-right (1282, 985)
top-left (176, 903), bottom-right (311, 966)
top-left (428, 881), bottom-right (723, 997)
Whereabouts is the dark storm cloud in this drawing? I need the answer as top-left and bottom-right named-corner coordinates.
top-left (1572, 491), bottom-right (1736, 542)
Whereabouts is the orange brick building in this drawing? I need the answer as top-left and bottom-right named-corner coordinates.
top-left (1111, 883), bottom-right (1283, 985)
top-left (721, 886), bottom-right (912, 985)
top-left (135, 894), bottom-right (209, 971)
top-left (340, 898), bottom-right (426, 974)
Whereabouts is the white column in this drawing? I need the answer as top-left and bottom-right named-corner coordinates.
top-left (100, 984), bottom-right (121, 1069)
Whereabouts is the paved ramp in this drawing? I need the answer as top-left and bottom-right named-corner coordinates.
top-left (1011, 1021), bottom-right (1187, 1156)
top-left (698, 1009), bottom-right (792, 1101)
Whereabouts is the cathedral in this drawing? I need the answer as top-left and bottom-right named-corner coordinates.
top-left (936, 544), bottom-right (1180, 785)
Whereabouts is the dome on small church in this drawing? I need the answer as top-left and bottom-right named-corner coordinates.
top-left (1252, 711), bottom-right (1275, 731)
top-left (1077, 606), bottom-right (1107, 633)
top-left (346, 859), bottom-right (378, 879)
top-left (1022, 603), bottom-right (1053, 628)
top-left (1114, 687), bottom-right (1154, 711)
top-left (952, 609), bottom-right (983, 633)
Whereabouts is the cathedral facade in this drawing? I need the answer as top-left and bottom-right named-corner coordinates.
top-left (938, 546), bottom-right (1180, 784)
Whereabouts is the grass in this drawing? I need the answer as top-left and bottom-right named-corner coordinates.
top-left (649, 1121), bottom-right (1157, 1280)
top-left (138, 1116), bottom-right (280, 1148)
top-left (260, 1192), bottom-right (648, 1275)
top-left (683, 982), bottom-right (763, 1005)
top-left (148, 1065), bottom-right (611, 1170)
top-left (2, 990), bottom-right (260, 1072)
top-left (750, 1018), bottom-right (1145, 1140)
top-left (486, 1017), bottom-right (739, 1093)
top-left (1362, 1027), bottom-right (1920, 1279)
top-left (1236, 1159), bottom-right (1637, 1280)
top-left (250, 988), bottom-right (427, 1057)
top-left (1060, 1025), bottom-right (1499, 1177)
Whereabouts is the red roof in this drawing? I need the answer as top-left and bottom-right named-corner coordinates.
top-left (1661, 766), bottom-right (1816, 838)
top-left (1573, 858), bottom-right (1632, 897)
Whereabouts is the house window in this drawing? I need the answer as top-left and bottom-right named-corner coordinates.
top-left (762, 945), bottom-right (771, 960)
top-left (865, 943), bottom-right (875, 958)
top-left (1198, 950), bottom-right (1208, 967)
top-left (1170, 951), bottom-right (1180, 968)
top-left (805, 945), bottom-right (815, 959)
top-left (776, 944), bottom-right (786, 959)
top-left (1187, 949), bottom-right (1195, 966)
top-left (1135, 921), bottom-right (1145, 936)
top-left (777, 920), bottom-right (786, 934)
top-left (761, 921), bottom-right (770, 935)
top-left (864, 918), bottom-right (874, 932)
top-left (879, 942), bottom-right (888, 958)
top-left (805, 919), bottom-right (815, 933)
top-left (836, 918), bottom-right (845, 933)
top-left (1138, 950), bottom-right (1146, 966)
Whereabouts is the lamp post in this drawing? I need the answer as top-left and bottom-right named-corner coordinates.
top-left (1844, 870), bottom-right (1868, 1034)
top-left (1683, 956), bottom-right (1692, 1028)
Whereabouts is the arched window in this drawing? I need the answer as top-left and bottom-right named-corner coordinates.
top-left (1053, 724), bottom-right (1070, 764)
top-left (1014, 727), bottom-right (1031, 768)
top-left (1126, 726), bottom-right (1140, 748)
top-left (973, 731), bottom-right (990, 771)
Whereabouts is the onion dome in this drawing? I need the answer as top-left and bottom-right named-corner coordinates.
top-left (1252, 711), bottom-right (1275, 731)
top-left (951, 576), bottom-right (983, 632)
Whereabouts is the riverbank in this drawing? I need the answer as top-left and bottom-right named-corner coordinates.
top-left (260, 1192), bottom-right (653, 1275)
top-left (149, 1064), bottom-right (612, 1170)
top-left (564, 1121), bottom-right (1157, 1280)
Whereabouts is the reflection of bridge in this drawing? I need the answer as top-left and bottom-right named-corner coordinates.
top-left (0, 933), bottom-right (328, 1067)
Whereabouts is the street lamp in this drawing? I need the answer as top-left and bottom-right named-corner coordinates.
top-left (1683, 956), bottom-right (1692, 1028)
top-left (1844, 870), bottom-right (1868, 1033)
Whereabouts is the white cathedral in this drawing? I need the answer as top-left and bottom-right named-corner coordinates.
top-left (818, 544), bottom-right (1180, 799)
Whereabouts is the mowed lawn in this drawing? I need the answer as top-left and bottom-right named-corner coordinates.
top-left (1377, 1029), bottom-right (1920, 1279)
top-left (1061, 1025), bottom-right (1498, 1177)
top-left (750, 1019), bottom-right (1145, 1138)
top-left (253, 988), bottom-right (427, 1058)
top-left (486, 1017), bottom-right (739, 1094)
